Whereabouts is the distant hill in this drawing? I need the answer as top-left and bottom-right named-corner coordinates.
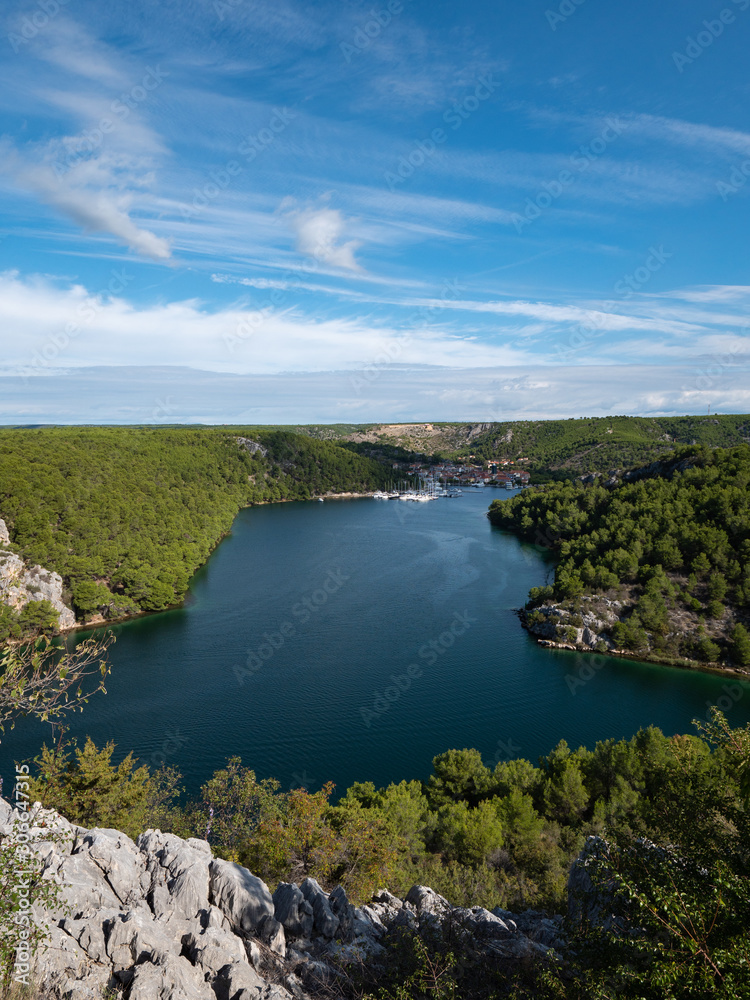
top-left (297, 415), bottom-right (750, 478)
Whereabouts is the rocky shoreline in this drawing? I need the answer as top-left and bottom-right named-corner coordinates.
top-left (519, 598), bottom-right (750, 680)
top-left (4, 797), bottom-right (569, 999)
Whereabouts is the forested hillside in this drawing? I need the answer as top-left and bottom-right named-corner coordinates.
top-left (489, 445), bottom-right (750, 669)
top-left (457, 414), bottom-right (750, 473)
top-left (300, 415), bottom-right (750, 476)
top-left (0, 426), bottom-right (391, 631)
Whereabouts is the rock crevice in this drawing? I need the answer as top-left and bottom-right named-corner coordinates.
top-left (1, 798), bottom-right (568, 999)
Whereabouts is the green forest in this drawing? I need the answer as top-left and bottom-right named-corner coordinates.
top-left (24, 710), bottom-right (750, 999)
top-left (301, 414), bottom-right (750, 478)
top-left (0, 426), bottom-right (391, 633)
top-left (445, 414), bottom-right (750, 475)
top-left (488, 444), bottom-right (750, 667)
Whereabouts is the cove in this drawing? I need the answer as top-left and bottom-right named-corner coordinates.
top-left (2, 489), bottom-right (749, 797)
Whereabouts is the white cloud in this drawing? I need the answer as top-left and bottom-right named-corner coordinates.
top-left (286, 205), bottom-right (363, 272)
top-left (0, 271), bottom-right (533, 376)
top-left (631, 116), bottom-right (750, 158)
top-left (0, 141), bottom-right (171, 261)
top-left (406, 297), bottom-right (704, 336)
top-left (32, 18), bottom-right (128, 87)
top-left (651, 285), bottom-right (750, 305)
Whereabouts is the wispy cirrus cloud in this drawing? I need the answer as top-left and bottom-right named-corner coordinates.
top-left (0, 141), bottom-right (171, 260)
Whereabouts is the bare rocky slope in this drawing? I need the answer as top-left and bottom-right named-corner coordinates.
top-left (0, 518), bottom-right (75, 631)
top-left (4, 798), bottom-right (569, 999)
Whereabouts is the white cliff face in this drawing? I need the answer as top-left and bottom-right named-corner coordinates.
top-left (0, 521), bottom-right (76, 631)
top-left (1, 798), bottom-right (567, 1000)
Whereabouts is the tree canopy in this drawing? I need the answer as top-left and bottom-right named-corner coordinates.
top-left (0, 426), bottom-right (392, 623)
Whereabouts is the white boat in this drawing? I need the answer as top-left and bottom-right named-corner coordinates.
top-left (315, 497), bottom-right (324, 502)
top-left (372, 491), bottom-right (389, 499)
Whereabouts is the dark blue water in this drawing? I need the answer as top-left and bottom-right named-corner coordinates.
top-left (2, 490), bottom-right (748, 796)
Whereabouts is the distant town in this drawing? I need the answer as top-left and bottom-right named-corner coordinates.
top-left (398, 458), bottom-right (531, 487)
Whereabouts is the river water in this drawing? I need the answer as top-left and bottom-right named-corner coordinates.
top-left (2, 489), bottom-right (748, 797)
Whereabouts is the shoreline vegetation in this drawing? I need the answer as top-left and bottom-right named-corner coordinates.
top-left (489, 444), bottom-right (750, 679)
top-left (0, 427), bottom-right (396, 644)
top-left (0, 422), bottom-right (748, 682)
top-left (59, 492), bottom-right (377, 633)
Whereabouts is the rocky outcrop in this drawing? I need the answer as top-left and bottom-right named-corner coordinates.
top-left (523, 597), bottom-right (620, 652)
top-left (1, 799), bottom-right (569, 999)
top-left (0, 518), bottom-right (9, 544)
top-left (236, 437), bottom-right (268, 457)
top-left (0, 546), bottom-right (76, 630)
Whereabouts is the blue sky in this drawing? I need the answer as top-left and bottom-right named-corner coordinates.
top-left (0, 0), bottom-right (748, 423)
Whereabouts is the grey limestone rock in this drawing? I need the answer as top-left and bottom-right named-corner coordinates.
top-left (77, 828), bottom-right (149, 906)
top-left (0, 549), bottom-right (76, 629)
top-left (405, 884), bottom-right (451, 918)
top-left (209, 858), bottom-right (275, 935)
top-left (105, 908), bottom-right (179, 971)
top-left (213, 961), bottom-right (267, 1000)
top-left (274, 882), bottom-right (314, 939)
top-left (450, 906), bottom-right (515, 941)
top-left (299, 877), bottom-right (339, 938)
top-left (257, 913), bottom-right (287, 958)
top-left (126, 953), bottom-right (216, 1000)
top-left (138, 828), bottom-right (212, 919)
top-left (182, 924), bottom-right (249, 975)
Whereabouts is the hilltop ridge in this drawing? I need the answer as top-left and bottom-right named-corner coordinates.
top-left (299, 415), bottom-right (750, 477)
